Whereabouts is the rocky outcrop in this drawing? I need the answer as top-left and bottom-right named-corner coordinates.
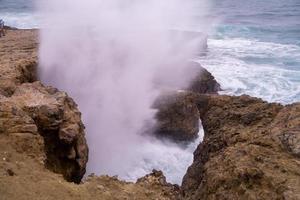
top-left (187, 62), bottom-right (220, 94)
top-left (10, 82), bottom-right (88, 183)
top-left (153, 62), bottom-right (220, 142)
top-left (0, 30), bottom-right (88, 183)
top-left (0, 81), bottom-right (89, 183)
top-left (182, 94), bottom-right (300, 200)
top-left (153, 92), bottom-right (200, 142)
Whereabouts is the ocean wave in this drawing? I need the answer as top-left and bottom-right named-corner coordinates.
top-left (197, 37), bottom-right (300, 104)
top-left (1, 12), bottom-right (39, 29)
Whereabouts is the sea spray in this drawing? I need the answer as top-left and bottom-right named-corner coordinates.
top-left (38, 0), bottom-right (212, 184)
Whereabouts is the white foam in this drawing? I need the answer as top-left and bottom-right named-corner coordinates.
top-left (122, 128), bottom-right (203, 184)
top-left (87, 123), bottom-right (204, 185)
top-left (197, 38), bottom-right (300, 104)
top-left (2, 12), bottom-right (39, 28)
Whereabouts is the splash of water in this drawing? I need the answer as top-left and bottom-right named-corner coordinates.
top-left (38, 0), bottom-right (212, 183)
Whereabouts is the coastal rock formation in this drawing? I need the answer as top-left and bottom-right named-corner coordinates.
top-left (187, 62), bottom-right (220, 94)
top-left (10, 82), bottom-right (89, 183)
top-left (2, 28), bottom-right (300, 200)
top-left (0, 30), bottom-right (88, 183)
top-left (0, 81), bottom-right (89, 183)
top-left (153, 62), bottom-right (220, 142)
top-left (153, 92), bottom-right (200, 142)
top-left (182, 94), bottom-right (300, 199)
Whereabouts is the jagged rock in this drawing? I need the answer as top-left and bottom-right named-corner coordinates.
top-left (9, 81), bottom-right (88, 183)
top-left (153, 92), bottom-right (200, 142)
top-left (0, 100), bottom-right (44, 157)
top-left (182, 94), bottom-right (300, 200)
top-left (136, 169), bottom-right (181, 199)
top-left (153, 62), bottom-right (220, 142)
top-left (187, 62), bottom-right (220, 94)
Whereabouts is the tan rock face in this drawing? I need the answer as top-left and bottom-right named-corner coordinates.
top-left (0, 81), bottom-right (89, 183)
top-left (182, 95), bottom-right (300, 200)
top-left (0, 30), bottom-right (88, 183)
top-left (10, 82), bottom-right (89, 183)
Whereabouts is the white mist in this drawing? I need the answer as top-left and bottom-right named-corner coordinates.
top-left (38, 0), bottom-right (211, 184)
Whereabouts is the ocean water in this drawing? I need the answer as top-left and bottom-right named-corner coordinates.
top-left (197, 0), bottom-right (300, 104)
top-left (0, 0), bottom-right (39, 28)
top-left (1, 0), bottom-right (299, 184)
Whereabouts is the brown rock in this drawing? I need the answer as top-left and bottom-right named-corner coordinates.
top-left (187, 62), bottom-right (220, 94)
top-left (10, 81), bottom-right (89, 183)
top-left (182, 94), bottom-right (300, 200)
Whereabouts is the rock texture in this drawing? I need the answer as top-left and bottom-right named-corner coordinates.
top-left (0, 29), bottom-right (88, 183)
top-left (153, 92), bottom-right (200, 142)
top-left (187, 62), bottom-right (220, 94)
top-left (153, 62), bottom-right (220, 142)
top-left (2, 28), bottom-right (300, 200)
top-left (182, 94), bottom-right (300, 200)
top-left (10, 82), bottom-right (88, 182)
top-left (0, 29), bottom-right (37, 96)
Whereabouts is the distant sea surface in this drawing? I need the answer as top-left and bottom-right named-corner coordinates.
top-left (197, 0), bottom-right (300, 104)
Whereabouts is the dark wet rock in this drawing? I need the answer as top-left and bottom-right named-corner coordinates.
top-left (187, 62), bottom-right (220, 94)
top-left (153, 62), bottom-right (220, 142)
top-left (153, 92), bottom-right (200, 142)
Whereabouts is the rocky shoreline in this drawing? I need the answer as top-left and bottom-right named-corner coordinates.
top-left (1, 29), bottom-right (300, 199)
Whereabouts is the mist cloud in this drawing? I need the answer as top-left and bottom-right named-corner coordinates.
top-left (38, 0), bottom-right (212, 182)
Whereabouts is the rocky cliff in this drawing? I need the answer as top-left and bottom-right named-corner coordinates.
top-left (182, 94), bottom-right (300, 199)
top-left (0, 29), bottom-right (89, 183)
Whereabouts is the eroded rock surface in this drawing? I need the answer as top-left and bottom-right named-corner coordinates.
top-left (0, 30), bottom-right (88, 183)
top-left (187, 62), bottom-right (220, 94)
top-left (0, 81), bottom-right (89, 183)
top-left (0, 29), bottom-right (37, 96)
top-left (153, 62), bottom-right (220, 142)
top-left (182, 94), bottom-right (300, 200)
top-left (10, 82), bottom-right (88, 182)
top-left (153, 92), bottom-right (200, 142)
